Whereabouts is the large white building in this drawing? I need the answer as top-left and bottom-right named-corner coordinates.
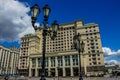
top-left (0, 45), bottom-right (19, 75)
top-left (19, 19), bottom-right (105, 77)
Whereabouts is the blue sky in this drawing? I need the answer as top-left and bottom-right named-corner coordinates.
top-left (0, 0), bottom-right (120, 64)
top-left (23, 0), bottom-right (120, 50)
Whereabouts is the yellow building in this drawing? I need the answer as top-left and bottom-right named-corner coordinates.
top-left (0, 45), bottom-right (19, 75)
top-left (19, 19), bottom-right (105, 77)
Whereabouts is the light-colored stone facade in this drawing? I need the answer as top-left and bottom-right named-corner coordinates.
top-left (18, 34), bottom-right (40, 76)
top-left (19, 19), bottom-right (105, 77)
top-left (0, 45), bottom-right (19, 75)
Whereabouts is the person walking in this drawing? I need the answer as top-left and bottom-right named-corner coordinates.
top-left (4, 76), bottom-right (9, 80)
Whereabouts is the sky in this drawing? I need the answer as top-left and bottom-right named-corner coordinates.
top-left (0, 0), bottom-right (120, 65)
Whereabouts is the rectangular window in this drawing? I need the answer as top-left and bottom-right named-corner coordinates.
top-left (72, 55), bottom-right (78, 66)
top-left (32, 58), bottom-right (36, 67)
top-left (51, 57), bottom-right (55, 67)
top-left (65, 55), bottom-right (70, 66)
top-left (45, 57), bottom-right (48, 67)
top-left (38, 58), bottom-right (42, 67)
top-left (58, 56), bottom-right (63, 66)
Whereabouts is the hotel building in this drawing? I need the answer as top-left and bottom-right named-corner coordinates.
top-left (0, 45), bottom-right (19, 75)
top-left (18, 19), bottom-right (105, 77)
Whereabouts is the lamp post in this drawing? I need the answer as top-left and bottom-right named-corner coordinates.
top-left (73, 33), bottom-right (85, 80)
top-left (30, 4), bottom-right (59, 80)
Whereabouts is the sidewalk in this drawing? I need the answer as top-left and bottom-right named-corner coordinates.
top-left (7, 76), bottom-right (120, 80)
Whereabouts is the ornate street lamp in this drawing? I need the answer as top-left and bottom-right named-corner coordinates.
top-left (43, 4), bottom-right (51, 19)
top-left (73, 33), bottom-right (85, 80)
top-left (31, 4), bottom-right (59, 80)
top-left (30, 4), bottom-right (40, 28)
top-left (51, 20), bottom-right (59, 39)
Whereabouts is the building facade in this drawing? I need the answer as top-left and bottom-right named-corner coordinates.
top-left (18, 34), bottom-right (40, 76)
top-left (19, 19), bottom-right (105, 77)
top-left (0, 45), bottom-right (19, 75)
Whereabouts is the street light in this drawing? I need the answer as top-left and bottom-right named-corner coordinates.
top-left (73, 33), bottom-right (85, 80)
top-left (30, 4), bottom-right (59, 80)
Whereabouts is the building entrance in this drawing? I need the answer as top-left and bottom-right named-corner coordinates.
top-left (73, 67), bottom-right (79, 76)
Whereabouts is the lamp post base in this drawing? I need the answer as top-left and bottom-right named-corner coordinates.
top-left (79, 77), bottom-right (83, 80)
top-left (79, 74), bottom-right (83, 80)
top-left (40, 75), bottom-right (46, 80)
top-left (40, 78), bottom-right (46, 80)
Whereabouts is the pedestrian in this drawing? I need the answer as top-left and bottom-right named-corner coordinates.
top-left (85, 75), bottom-right (87, 78)
top-left (4, 76), bottom-right (9, 80)
top-left (71, 76), bottom-right (73, 80)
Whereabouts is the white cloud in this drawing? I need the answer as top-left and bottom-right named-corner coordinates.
top-left (105, 60), bottom-right (119, 65)
top-left (103, 47), bottom-right (120, 65)
top-left (0, 0), bottom-right (34, 41)
top-left (103, 47), bottom-right (120, 56)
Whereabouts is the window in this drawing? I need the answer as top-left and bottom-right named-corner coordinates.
top-left (92, 58), bottom-right (96, 60)
top-left (32, 58), bottom-right (36, 67)
top-left (98, 58), bottom-right (100, 60)
top-left (72, 55), bottom-right (78, 66)
top-left (91, 43), bottom-right (94, 45)
top-left (96, 47), bottom-right (98, 49)
top-left (93, 62), bottom-right (96, 65)
top-left (58, 56), bottom-right (63, 66)
top-left (91, 47), bottom-right (95, 49)
top-left (95, 36), bottom-right (97, 38)
top-left (87, 40), bottom-right (89, 43)
top-left (51, 57), bottom-right (55, 67)
top-left (97, 50), bottom-right (99, 52)
top-left (65, 55), bottom-right (70, 66)
top-left (45, 57), bottom-right (48, 67)
top-left (97, 54), bottom-right (100, 56)
top-left (92, 54), bottom-right (96, 56)
top-left (98, 62), bottom-right (101, 64)
top-left (38, 58), bottom-right (42, 67)
top-left (91, 40), bottom-right (94, 42)
top-left (88, 51), bottom-right (91, 53)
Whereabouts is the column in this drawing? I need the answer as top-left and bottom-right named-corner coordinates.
top-left (7, 52), bottom-right (10, 74)
top-left (48, 57), bottom-right (51, 77)
top-left (62, 56), bottom-right (66, 76)
top-left (4, 51), bottom-right (7, 74)
top-left (55, 56), bottom-right (58, 77)
top-left (83, 55), bottom-right (87, 75)
top-left (29, 58), bottom-right (32, 77)
top-left (35, 58), bottom-right (38, 77)
top-left (10, 53), bottom-right (14, 75)
top-left (70, 55), bottom-right (73, 76)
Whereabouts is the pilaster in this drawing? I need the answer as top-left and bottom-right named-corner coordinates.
top-left (35, 58), bottom-right (38, 77)
top-left (62, 56), bottom-right (66, 76)
top-left (70, 55), bottom-right (73, 76)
